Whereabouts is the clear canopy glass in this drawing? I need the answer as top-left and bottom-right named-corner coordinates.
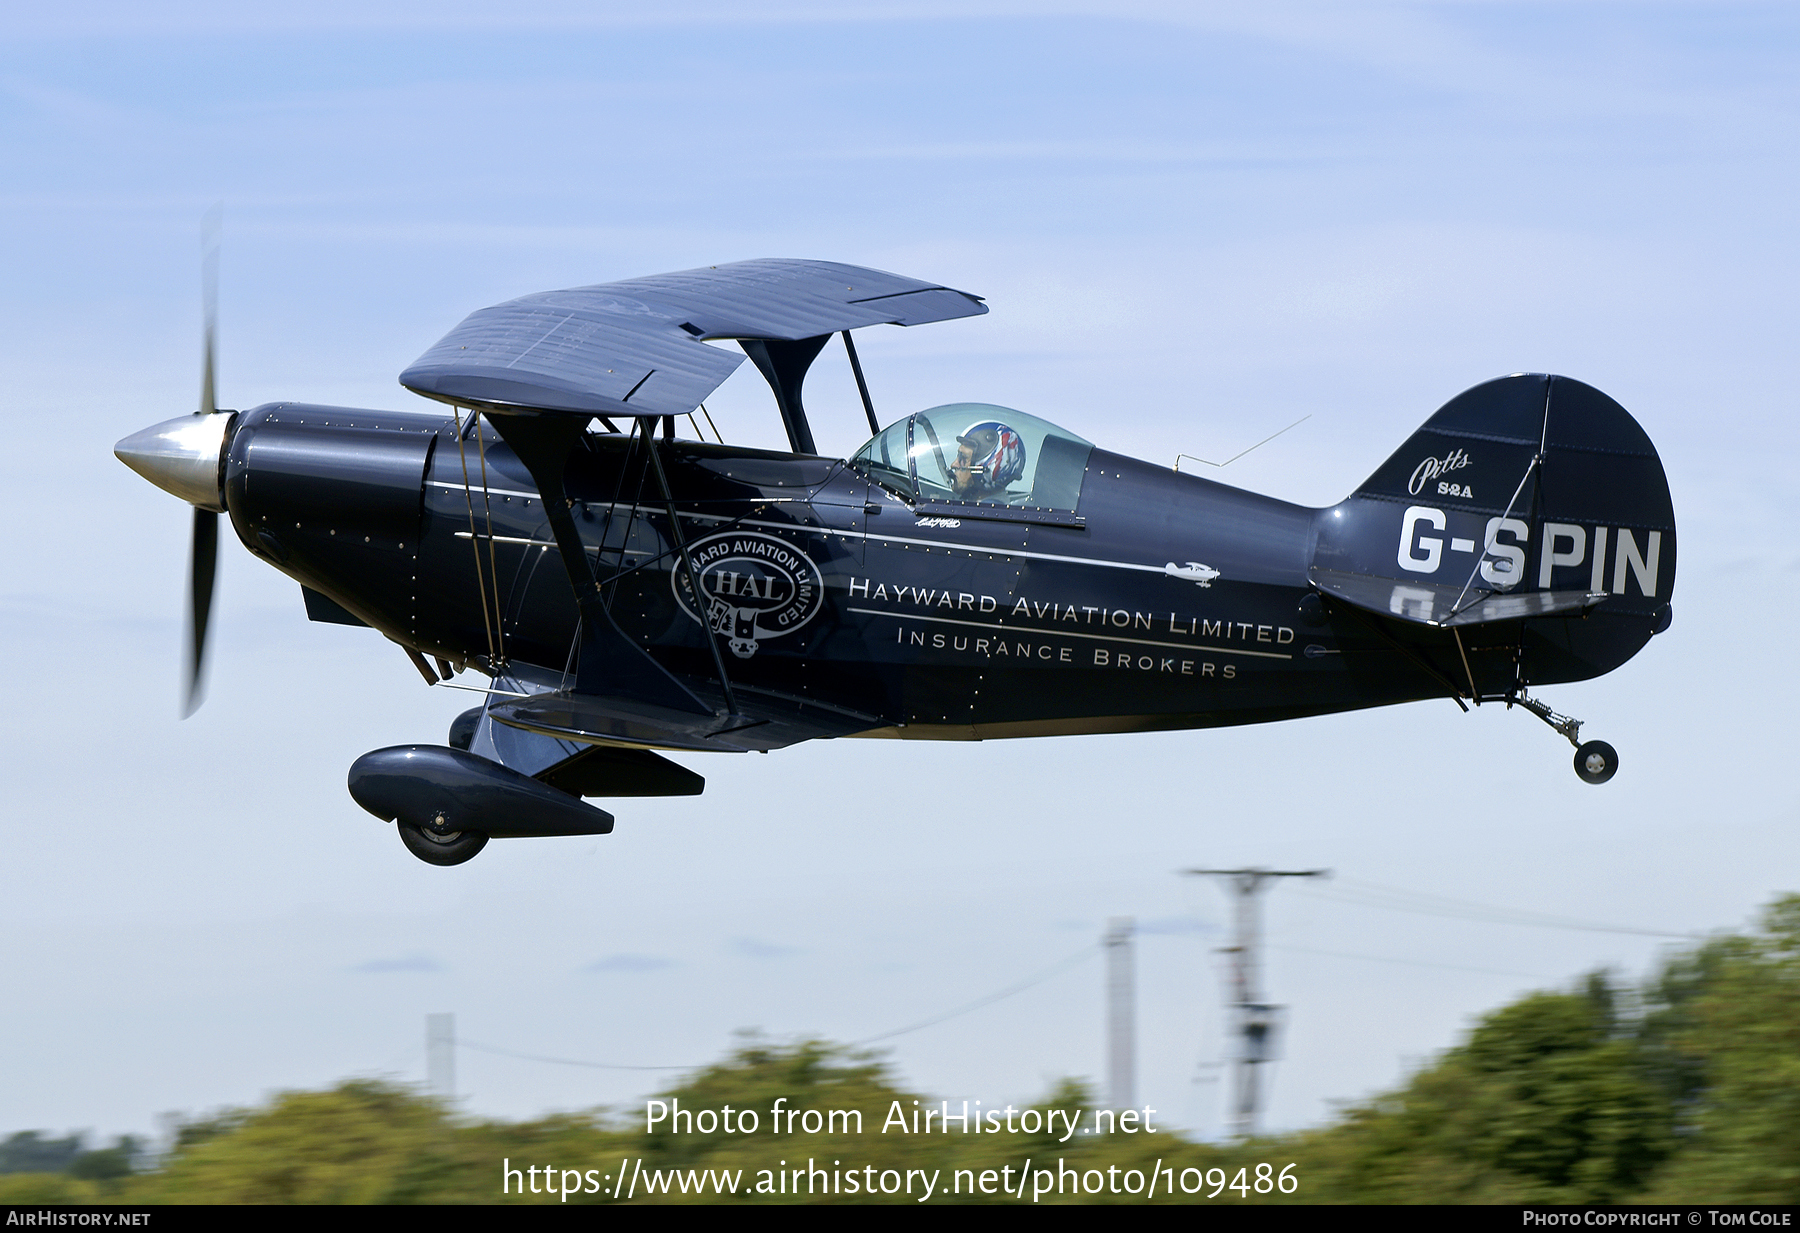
top-left (851, 403), bottom-right (1094, 512)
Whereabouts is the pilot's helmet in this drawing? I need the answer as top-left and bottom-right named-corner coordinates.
top-left (957, 421), bottom-right (1027, 493)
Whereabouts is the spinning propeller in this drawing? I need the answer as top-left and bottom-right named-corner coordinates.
top-left (114, 211), bottom-right (234, 716)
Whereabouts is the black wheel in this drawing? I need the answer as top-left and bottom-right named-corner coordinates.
top-left (1574, 740), bottom-right (1618, 785)
top-left (398, 820), bottom-right (488, 866)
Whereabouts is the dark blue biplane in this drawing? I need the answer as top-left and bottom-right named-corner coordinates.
top-left (117, 259), bottom-right (1675, 863)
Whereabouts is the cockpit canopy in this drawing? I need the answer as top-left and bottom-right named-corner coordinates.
top-left (851, 404), bottom-right (1094, 512)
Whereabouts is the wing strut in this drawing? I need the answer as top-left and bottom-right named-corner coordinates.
top-left (481, 413), bottom-right (712, 717)
top-left (842, 330), bottom-right (880, 436)
top-left (741, 335), bottom-right (829, 455)
top-left (640, 416), bottom-right (741, 718)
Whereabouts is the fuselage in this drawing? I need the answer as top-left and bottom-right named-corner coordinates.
top-left (222, 401), bottom-right (1636, 743)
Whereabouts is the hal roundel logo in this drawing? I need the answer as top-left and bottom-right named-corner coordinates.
top-left (672, 532), bottom-right (824, 658)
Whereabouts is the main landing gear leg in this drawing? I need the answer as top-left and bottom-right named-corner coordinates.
top-left (1511, 690), bottom-right (1618, 785)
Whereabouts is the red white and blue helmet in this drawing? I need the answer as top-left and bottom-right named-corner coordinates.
top-left (957, 421), bottom-right (1027, 492)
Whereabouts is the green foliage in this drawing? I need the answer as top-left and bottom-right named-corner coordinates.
top-left (1289, 977), bottom-right (1672, 1203)
top-left (17, 894), bottom-right (1800, 1204)
top-left (0, 1172), bottom-right (103, 1203)
top-left (1292, 894), bottom-right (1800, 1204)
top-left (133, 1080), bottom-right (484, 1203)
top-left (2, 1129), bottom-right (140, 1192)
top-left (108, 1041), bottom-right (1259, 1204)
top-left (1638, 897), bottom-right (1800, 1203)
top-left (0, 1130), bottom-right (84, 1175)
top-left (68, 1136), bottom-right (142, 1181)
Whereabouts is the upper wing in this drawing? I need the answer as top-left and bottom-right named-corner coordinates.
top-left (399, 258), bottom-right (986, 418)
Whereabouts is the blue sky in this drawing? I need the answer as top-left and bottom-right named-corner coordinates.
top-left (4, 1), bottom-right (1797, 1147)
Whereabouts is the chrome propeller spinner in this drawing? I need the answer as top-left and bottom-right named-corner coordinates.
top-left (113, 210), bottom-right (233, 716)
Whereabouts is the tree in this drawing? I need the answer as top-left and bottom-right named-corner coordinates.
top-left (1640, 896), bottom-right (1800, 1202)
top-left (1290, 973), bottom-right (1673, 1203)
top-left (0, 1131), bottom-right (84, 1175)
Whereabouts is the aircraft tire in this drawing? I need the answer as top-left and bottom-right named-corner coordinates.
top-left (398, 820), bottom-right (489, 866)
top-left (1573, 740), bottom-right (1619, 785)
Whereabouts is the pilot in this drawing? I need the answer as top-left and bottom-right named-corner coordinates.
top-left (949, 421), bottom-right (1027, 501)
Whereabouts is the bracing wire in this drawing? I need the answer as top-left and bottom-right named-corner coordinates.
top-left (600, 418), bottom-right (647, 611)
top-left (451, 407), bottom-right (498, 671)
top-left (1448, 453), bottom-right (1541, 617)
top-left (1449, 382), bottom-right (1555, 616)
top-left (473, 412), bottom-right (507, 665)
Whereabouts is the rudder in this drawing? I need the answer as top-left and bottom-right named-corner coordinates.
top-left (1310, 374), bottom-right (1675, 684)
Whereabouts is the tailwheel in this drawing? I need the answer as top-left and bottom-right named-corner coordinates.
top-left (1511, 689), bottom-right (1620, 785)
top-left (398, 817), bottom-right (489, 866)
top-left (1574, 741), bottom-right (1619, 786)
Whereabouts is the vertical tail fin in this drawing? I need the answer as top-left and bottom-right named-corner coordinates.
top-left (1310, 374), bottom-right (1675, 682)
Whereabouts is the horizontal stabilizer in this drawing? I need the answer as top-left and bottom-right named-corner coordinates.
top-left (1311, 568), bottom-right (1605, 628)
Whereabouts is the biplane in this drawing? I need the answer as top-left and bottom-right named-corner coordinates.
top-left (116, 259), bottom-right (1676, 864)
